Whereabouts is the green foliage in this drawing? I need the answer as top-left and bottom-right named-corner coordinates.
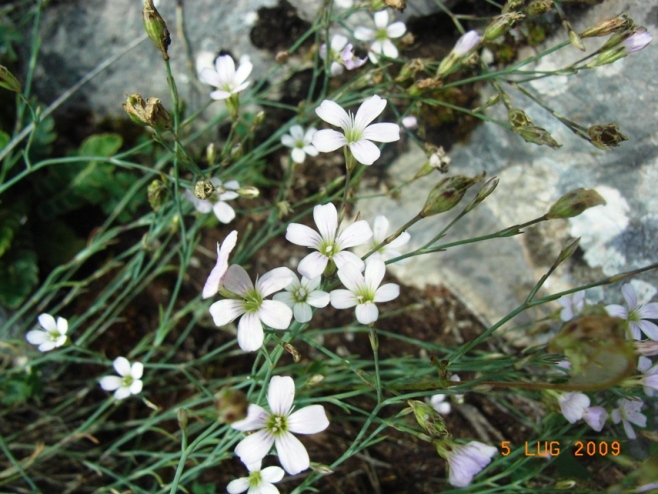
top-left (0, 208), bottom-right (21, 258)
top-left (0, 239), bottom-right (38, 309)
top-left (191, 482), bottom-right (216, 494)
top-left (0, 369), bottom-right (40, 406)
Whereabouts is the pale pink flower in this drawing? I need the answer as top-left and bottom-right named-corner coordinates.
top-left (184, 178), bottom-right (240, 224)
top-left (199, 54), bottom-right (252, 100)
top-left (606, 283), bottom-right (658, 340)
top-left (354, 10), bottom-right (406, 63)
top-left (638, 356), bottom-right (658, 397)
top-left (286, 202), bottom-right (372, 279)
top-left (558, 291), bottom-right (586, 322)
top-left (312, 95), bottom-right (400, 165)
top-left (26, 314), bottom-right (68, 352)
top-left (232, 376), bottom-right (329, 475)
top-left (583, 406), bottom-right (608, 432)
top-left (611, 398), bottom-right (647, 439)
top-left (558, 392), bottom-right (590, 424)
top-left (452, 30), bottom-right (482, 57)
top-left (273, 273), bottom-right (330, 323)
top-left (341, 43), bottom-right (367, 71)
top-left (622, 28), bottom-right (652, 54)
top-left (202, 230), bottom-right (237, 299)
top-left (209, 266), bottom-right (293, 352)
top-left (99, 357), bottom-right (144, 400)
top-left (438, 441), bottom-right (497, 488)
top-left (226, 460), bottom-right (284, 494)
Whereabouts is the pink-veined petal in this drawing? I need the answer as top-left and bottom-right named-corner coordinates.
top-left (258, 267), bottom-right (294, 297)
top-left (637, 320), bottom-right (658, 340)
top-left (356, 303), bottom-right (379, 324)
top-left (621, 284), bottom-right (638, 309)
top-left (213, 201), bottom-right (236, 224)
top-left (293, 302), bottom-right (312, 323)
top-left (209, 299), bottom-right (246, 327)
top-left (337, 220), bottom-right (373, 249)
top-left (275, 432), bottom-right (310, 475)
top-left (364, 259), bottom-right (386, 291)
top-left (312, 129), bottom-right (347, 152)
top-left (349, 139), bottom-right (381, 165)
top-left (99, 376), bottom-right (122, 391)
top-left (386, 21), bottom-right (407, 38)
top-left (288, 405), bottom-right (329, 434)
top-left (268, 375), bottom-right (295, 415)
top-left (315, 100), bottom-right (351, 130)
top-left (629, 322), bottom-right (643, 340)
top-left (330, 289), bottom-right (357, 309)
top-left (224, 265), bottom-right (254, 296)
top-left (113, 357), bottom-right (131, 377)
top-left (637, 303), bottom-right (658, 319)
top-left (306, 291), bottom-right (330, 308)
top-left (375, 283), bottom-right (400, 303)
top-left (623, 420), bottom-right (637, 439)
top-left (363, 122), bottom-right (400, 143)
top-left (259, 300), bottom-right (293, 330)
top-left (232, 404), bottom-right (269, 431)
top-left (297, 252), bottom-right (329, 280)
top-left (314, 203), bottom-right (338, 241)
top-left (38, 313), bottom-right (57, 331)
top-left (354, 26), bottom-right (374, 42)
top-left (605, 304), bottom-right (627, 319)
top-left (235, 429), bottom-right (275, 465)
top-left (237, 313), bottom-right (264, 352)
top-left (354, 95), bottom-right (386, 131)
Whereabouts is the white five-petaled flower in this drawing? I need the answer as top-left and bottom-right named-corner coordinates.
top-left (354, 10), bottom-right (406, 63)
top-left (557, 392), bottom-right (590, 424)
top-left (286, 202), bottom-right (372, 279)
top-left (330, 258), bottom-right (400, 325)
top-left (273, 273), bottom-right (330, 323)
top-left (320, 34), bottom-right (349, 77)
top-left (437, 441), bottom-right (497, 488)
top-left (184, 178), bottom-right (240, 224)
top-left (202, 230), bottom-right (238, 299)
top-left (199, 54), bottom-right (253, 101)
top-left (605, 283), bottom-right (658, 340)
top-left (99, 357), bottom-right (144, 400)
top-left (583, 406), bottom-right (608, 432)
top-left (369, 215), bottom-right (410, 263)
top-left (209, 265), bottom-right (293, 352)
top-left (611, 398), bottom-right (647, 440)
top-left (638, 356), bottom-right (658, 397)
top-left (281, 125), bottom-right (318, 164)
top-left (312, 95), bottom-right (400, 166)
top-left (232, 376), bottom-right (330, 475)
top-left (558, 291), bottom-right (586, 322)
top-left (26, 313), bottom-right (68, 352)
top-left (226, 460), bottom-right (285, 494)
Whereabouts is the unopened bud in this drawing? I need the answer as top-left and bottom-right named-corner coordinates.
top-left (395, 58), bottom-right (426, 82)
top-left (414, 144), bottom-right (451, 178)
top-left (407, 400), bottom-right (449, 438)
top-left (587, 27), bottom-right (652, 67)
top-left (408, 77), bottom-right (443, 96)
top-left (194, 179), bottom-right (216, 200)
top-left (636, 340), bottom-right (658, 357)
top-left (509, 109), bottom-right (561, 149)
top-left (437, 31), bottom-right (482, 77)
top-left (555, 237), bottom-right (580, 265)
top-left (587, 123), bottom-right (628, 151)
top-left (230, 143), bottom-right (243, 159)
top-left (483, 13), bottom-right (524, 41)
top-left (464, 176), bottom-right (499, 212)
top-left (237, 185), bottom-right (260, 198)
top-left (177, 408), bottom-right (189, 431)
top-left (206, 143), bottom-right (216, 165)
top-left (283, 343), bottom-right (301, 363)
top-left (502, 0), bottom-right (525, 13)
top-left (275, 51), bottom-right (289, 63)
top-left (526, 0), bottom-right (553, 16)
top-left (384, 0), bottom-right (406, 11)
top-left (420, 172), bottom-right (485, 217)
top-left (580, 14), bottom-right (634, 39)
top-left (122, 94), bottom-right (172, 131)
top-left (310, 463), bottom-right (334, 475)
top-left (148, 179), bottom-right (168, 211)
top-left (547, 188), bottom-right (606, 219)
top-left (143, 0), bottom-right (171, 61)
top-left (215, 387), bottom-right (249, 424)
top-left (253, 110), bottom-right (266, 127)
top-left (306, 374), bottom-right (325, 386)
top-left (277, 200), bottom-right (293, 219)
top-left (0, 65), bottom-right (22, 93)
top-left (564, 21), bottom-right (585, 51)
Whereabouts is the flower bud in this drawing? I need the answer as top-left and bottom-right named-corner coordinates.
top-left (215, 387), bottom-right (249, 424)
top-left (275, 51), bottom-right (289, 63)
top-left (502, 0), bottom-right (525, 13)
top-left (586, 123), bottom-right (628, 151)
top-left (147, 179), bottom-right (168, 211)
top-left (636, 340), bottom-right (658, 357)
top-left (526, 0), bottom-right (553, 16)
top-left (509, 109), bottom-right (561, 149)
top-left (407, 78), bottom-right (443, 96)
top-left (205, 143), bottom-right (216, 165)
top-left (464, 176), bottom-right (499, 212)
top-left (420, 172), bottom-right (485, 217)
top-left (0, 65), bottom-right (22, 93)
top-left (564, 21), bottom-right (585, 51)
top-left (237, 185), bottom-right (260, 198)
top-left (483, 13), bottom-right (524, 42)
top-left (395, 58), bottom-right (426, 82)
top-left (586, 27), bottom-right (652, 67)
top-left (555, 237), bottom-right (580, 265)
top-left (437, 31), bottom-right (482, 77)
top-left (547, 188), bottom-right (606, 219)
top-left (407, 400), bottom-right (449, 438)
top-left (143, 0), bottom-right (171, 61)
top-left (194, 179), bottom-right (216, 200)
top-left (230, 143), bottom-right (243, 160)
top-left (122, 94), bottom-right (172, 131)
top-left (177, 407), bottom-right (189, 431)
top-left (253, 110), bottom-right (266, 127)
top-left (580, 14), bottom-right (634, 39)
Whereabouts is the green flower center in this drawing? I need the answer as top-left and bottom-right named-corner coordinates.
top-left (248, 470), bottom-right (263, 488)
top-left (266, 414), bottom-right (288, 437)
top-left (319, 239), bottom-right (339, 259)
top-left (293, 286), bottom-right (309, 303)
top-left (354, 286), bottom-right (375, 305)
top-left (344, 112), bottom-right (362, 144)
top-left (375, 28), bottom-right (389, 43)
top-left (121, 375), bottom-right (134, 388)
top-left (243, 288), bottom-right (263, 313)
top-left (628, 308), bottom-right (641, 323)
top-left (48, 330), bottom-right (61, 342)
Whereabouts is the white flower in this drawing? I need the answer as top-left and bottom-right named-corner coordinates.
top-left (199, 54), bottom-right (253, 100)
top-left (611, 398), bottom-right (647, 439)
top-left (638, 356), bottom-right (658, 397)
top-left (273, 273), bottom-right (330, 323)
top-left (184, 178), bottom-right (240, 224)
top-left (354, 10), bottom-right (406, 63)
top-left (232, 376), bottom-right (330, 475)
top-left (605, 283), bottom-right (658, 340)
top-left (558, 291), bottom-right (585, 322)
top-left (312, 95), bottom-right (400, 166)
top-left (26, 313), bottom-right (68, 352)
top-left (430, 394), bottom-right (451, 415)
top-left (330, 258), bottom-right (400, 325)
top-left (226, 460), bottom-right (284, 494)
top-left (438, 441), bottom-right (497, 488)
top-left (320, 34), bottom-right (349, 77)
top-left (281, 125), bottom-right (318, 164)
top-left (209, 266), bottom-right (293, 352)
top-left (583, 406), bottom-right (608, 432)
top-left (286, 202), bottom-right (372, 279)
top-left (99, 357), bottom-right (144, 400)
top-left (558, 392), bottom-right (590, 423)
top-left (452, 30), bottom-right (482, 57)
top-left (334, 0), bottom-right (353, 8)
top-left (401, 115), bottom-right (417, 129)
top-left (202, 230), bottom-right (238, 299)
top-left (369, 215), bottom-right (410, 263)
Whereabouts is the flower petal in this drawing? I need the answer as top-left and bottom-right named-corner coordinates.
top-left (337, 220), bottom-right (373, 249)
top-left (314, 203), bottom-right (338, 241)
top-left (373, 10), bottom-right (389, 29)
top-left (275, 432), bottom-right (310, 475)
top-left (258, 267), bottom-right (294, 297)
top-left (349, 139), bottom-right (381, 166)
top-left (288, 405), bottom-right (329, 434)
top-left (637, 303), bottom-right (658, 320)
top-left (354, 95), bottom-right (386, 131)
top-left (215, 55), bottom-right (236, 82)
top-left (213, 201), bottom-right (236, 224)
top-left (356, 303), bottom-right (379, 324)
top-left (234, 60), bottom-right (253, 85)
top-left (293, 302), bottom-right (312, 323)
top-left (199, 67), bottom-right (221, 87)
top-left (268, 375), bottom-right (295, 415)
top-left (297, 252), bottom-right (329, 280)
top-left (259, 300), bottom-right (293, 330)
top-left (621, 284), bottom-right (638, 309)
top-left (386, 21), bottom-right (407, 38)
top-left (202, 231), bottom-right (238, 299)
top-left (114, 387), bottom-right (131, 400)
top-left (209, 299), bottom-right (246, 327)
top-left (226, 477), bottom-right (250, 494)
top-left (235, 429), bottom-right (274, 466)
top-left (354, 26), bottom-right (374, 42)
top-left (306, 291), bottom-right (330, 308)
top-left (131, 362), bottom-right (144, 380)
top-left (312, 129), bottom-right (347, 152)
top-left (130, 379), bottom-right (143, 395)
top-left (237, 313), bottom-right (264, 352)
top-left (315, 100), bottom-right (351, 130)
top-left (336, 261), bottom-right (364, 292)
top-left (232, 404), bottom-right (269, 431)
top-left (605, 304), bottom-right (627, 319)
top-left (210, 90), bottom-right (232, 100)
top-left (364, 258), bottom-right (386, 291)
top-left (330, 289), bottom-right (357, 309)
top-left (56, 317), bottom-right (69, 335)
top-left (224, 265), bottom-right (254, 296)
top-left (38, 313), bottom-right (57, 331)
top-left (26, 330), bottom-right (48, 345)
top-left (374, 283), bottom-right (400, 303)
top-left (363, 122), bottom-right (400, 143)
top-left (273, 291), bottom-right (295, 307)
top-left (286, 223), bottom-right (322, 248)
top-left (332, 251), bottom-right (365, 272)
top-left (113, 357), bottom-right (131, 377)
top-left (291, 147), bottom-right (306, 163)
top-left (637, 320), bottom-right (658, 340)
top-left (99, 376), bottom-right (122, 391)
top-left (261, 466), bottom-right (285, 483)
top-left (372, 216), bottom-right (389, 242)
top-left (380, 40), bottom-right (399, 59)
